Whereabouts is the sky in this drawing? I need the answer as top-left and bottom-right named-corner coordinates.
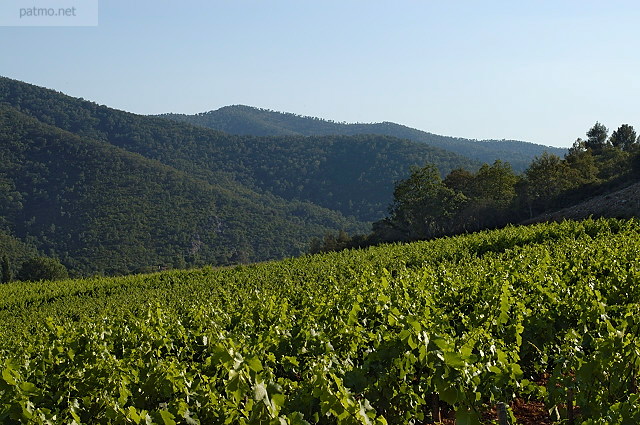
top-left (2, 0), bottom-right (639, 148)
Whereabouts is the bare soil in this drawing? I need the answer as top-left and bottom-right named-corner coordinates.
top-left (525, 181), bottom-right (640, 224)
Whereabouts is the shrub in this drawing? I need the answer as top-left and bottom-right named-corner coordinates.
top-left (17, 257), bottom-right (68, 282)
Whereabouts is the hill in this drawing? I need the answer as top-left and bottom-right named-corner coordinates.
top-left (526, 180), bottom-right (640, 224)
top-left (159, 105), bottom-right (567, 171)
top-left (0, 77), bottom-right (480, 222)
top-left (0, 106), bottom-right (364, 275)
top-left (0, 229), bottom-right (40, 277)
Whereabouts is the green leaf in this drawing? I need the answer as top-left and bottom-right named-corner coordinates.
top-left (272, 393), bottom-right (285, 409)
top-left (159, 410), bottom-right (177, 425)
top-left (496, 349), bottom-right (508, 366)
top-left (407, 335), bottom-right (418, 350)
top-left (433, 337), bottom-right (450, 351)
top-left (246, 357), bottom-right (263, 373)
top-left (489, 365), bottom-right (502, 374)
top-left (348, 303), bottom-right (361, 325)
top-left (439, 386), bottom-right (458, 404)
top-left (2, 367), bottom-right (17, 386)
top-left (455, 407), bottom-right (481, 425)
top-left (126, 406), bottom-right (142, 424)
top-left (407, 317), bottom-right (422, 332)
top-left (69, 399), bottom-right (82, 424)
top-left (375, 416), bottom-right (388, 425)
top-left (444, 352), bottom-right (465, 369)
top-left (287, 412), bottom-right (311, 425)
top-left (19, 382), bottom-right (39, 396)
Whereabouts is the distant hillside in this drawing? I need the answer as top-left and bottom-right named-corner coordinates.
top-left (0, 229), bottom-right (40, 276)
top-left (0, 77), bottom-right (480, 222)
top-left (0, 106), bottom-right (364, 275)
top-left (159, 105), bottom-right (567, 171)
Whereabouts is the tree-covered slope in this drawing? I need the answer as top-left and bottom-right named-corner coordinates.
top-left (0, 229), bottom-right (39, 277)
top-left (0, 106), bottom-right (364, 276)
top-left (160, 105), bottom-right (567, 171)
top-left (0, 77), bottom-right (480, 221)
top-left (525, 180), bottom-right (640, 224)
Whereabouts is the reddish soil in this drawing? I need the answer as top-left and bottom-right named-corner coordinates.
top-left (429, 398), bottom-right (553, 424)
top-left (482, 399), bottom-right (553, 425)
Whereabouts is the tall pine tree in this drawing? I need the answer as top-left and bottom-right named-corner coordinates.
top-left (1, 255), bottom-right (11, 283)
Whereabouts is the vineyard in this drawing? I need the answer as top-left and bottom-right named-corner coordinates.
top-left (0, 218), bottom-right (639, 424)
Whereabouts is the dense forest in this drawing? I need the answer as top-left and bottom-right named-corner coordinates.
top-left (1, 77), bottom-right (479, 222)
top-left (0, 106), bottom-right (365, 276)
top-left (2, 76), bottom-right (634, 278)
top-left (0, 76), bottom-right (488, 276)
top-left (159, 105), bottom-right (567, 172)
top-left (312, 122), bottom-right (640, 252)
top-left (0, 229), bottom-right (39, 279)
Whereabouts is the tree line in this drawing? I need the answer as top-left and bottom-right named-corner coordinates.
top-left (0, 255), bottom-right (68, 283)
top-left (311, 122), bottom-right (640, 253)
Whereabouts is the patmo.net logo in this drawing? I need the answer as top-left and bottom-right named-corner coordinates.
top-left (20, 6), bottom-right (78, 19)
top-left (1, 0), bottom-right (98, 26)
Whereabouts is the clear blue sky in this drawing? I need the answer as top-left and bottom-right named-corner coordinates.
top-left (2, 0), bottom-right (639, 147)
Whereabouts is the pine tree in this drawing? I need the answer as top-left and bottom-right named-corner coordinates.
top-left (585, 122), bottom-right (609, 151)
top-left (1, 255), bottom-right (11, 283)
top-left (609, 124), bottom-right (637, 151)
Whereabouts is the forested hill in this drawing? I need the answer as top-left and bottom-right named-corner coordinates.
top-left (0, 229), bottom-right (39, 277)
top-left (159, 105), bottom-right (567, 171)
top-left (0, 76), bottom-right (486, 275)
top-left (0, 105), bottom-right (364, 275)
top-left (0, 77), bottom-right (480, 222)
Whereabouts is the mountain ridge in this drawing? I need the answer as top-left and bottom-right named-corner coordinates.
top-left (158, 104), bottom-right (567, 171)
top-left (0, 104), bottom-right (367, 275)
top-left (0, 76), bottom-right (634, 277)
top-left (0, 76), bottom-right (489, 275)
top-left (0, 77), bottom-right (480, 222)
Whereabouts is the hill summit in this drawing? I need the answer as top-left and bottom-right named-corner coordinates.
top-left (158, 105), bottom-right (567, 172)
top-left (0, 76), bottom-right (486, 275)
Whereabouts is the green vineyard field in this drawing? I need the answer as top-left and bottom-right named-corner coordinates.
top-left (0, 218), bottom-right (639, 424)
